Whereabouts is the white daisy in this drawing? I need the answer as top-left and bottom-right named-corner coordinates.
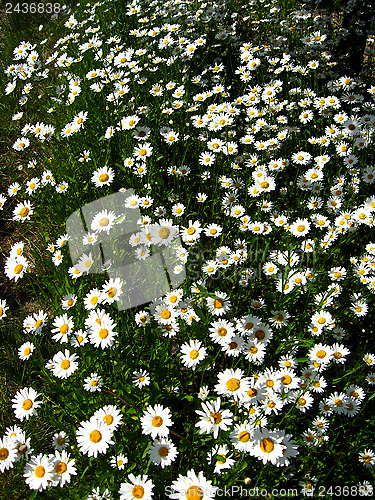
top-left (195, 398), bottom-right (233, 439)
top-left (140, 404), bottom-right (173, 439)
top-left (119, 474), bottom-right (154, 500)
top-left (0, 436), bottom-right (17, 472)
top-left (12, 387), bottom-right (42, 421)
top-left (24, 454), bottom-right (54, 491)
top-left (76, 416), bottom-right (114, 458)
top-left (148, 438), bottom-right (178, 469)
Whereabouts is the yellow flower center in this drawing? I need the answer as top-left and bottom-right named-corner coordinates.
top-left (238, 431), bottom-right (250, 442)
top-left (103, 415), bottom-right (114, 425)
top-left (22, 399), bottom-right (33, 410)
top-left (60, 324), bottom-right (69, 334)
top-left (260, 438), bottom-right (274, 453)
top-left (158, 446), bottom-right (168, 457)
top-left (0, 448), bottom-right (9, 460)
top-left (99, 328), bottom-right (109, 339)
top-left (186, 486), bottom-right (203, 500)
top-left (99, 174), bottom-right (109, 182)
top-left (214, 299), bottom-right (223, 309)
top-left (161, 310), bottom-right (171, 320)
top-left (55, 462), bottom-right (67, 474)
top-left (99, 217), bottom-right (109, 227)
top-left (226, 378), bottom-right (240, 391)
top-left (159, 228), bottom-right (171, 239)
top-left (61, 360), bottom-right (70, 370)
top-left (281, 375), bottom-right (292, 385)
top-left (90, 430), bottom-right (102, 443)
top-left (35, 465), bottom-right (45, 478)
top-left (316, 350), bottom-right (326, 359)
top-left (190, 350), bottom-right (199, 359)
top-left (152, 416), bottom-right (163, 427)
top-left (107, 287), bottom-right (117, 298)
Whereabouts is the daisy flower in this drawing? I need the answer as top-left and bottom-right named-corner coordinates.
top-left (149, 219), bottom-right (179, 246)
top-left (0, 193), bottom-right (7, 210)
top-left (94, 405), bottom-right (123, 432)
top-left (111, 454), bottom-right (128, 470)
top-left (291, 151), bottom-right (312, 165)
top-left (363, 353), bottom-right (375, 366)
top-left (0, 436), bottom-right (17, 472)
top-left (52, 250), bottom-right (63, 267)
top-left (76, 416), bottom-right (114, 458)
top-left (78, 150), bottom-right (91, 162)
top-left (195, 398), bottom-right (233, 439)
top-left (167, 469), bottom-right (217, 500)
top-left (133, 142), bottom-right (153, 161)
top-left (90, 209), bottom-right (117, 233)
top-left (357, 481), bottom-right (373, 496)
top-left (51, 314), bottom-right (74, 343)
top-left (82, 232), bottom-right (98, 246)
top-left (24, 454), bottom-right (54, 491)
top-left (207, 444), bottom-right (235, 474)
top-left (25, 178), bottom-right (40, 196)
top-left (12, 387), bottom-right (42, 421)
top-left (12, 200), bottom-right (33, 223)
top-left (243, 339), bottom-right (267, 365)
top-left (0, 299), bottom-right (9, 320)
top-left (209, 319), bottom-right (235, 346)
top-left (206, 292), bottom-right (231, 317)
top-left (249, 428), bottom-right (286, 465)
top-left (171, 203), bottom-right (185, 217)
top-left (140, 404), bottom-right (173, 439)
top-left (13, 431), bottom-right (33, 462)
top-left (204, 223), bottom-right (222, 238)
top-left (289, 219), bottom-right (311, 237)
top-left (153, 304), bottom-right (178, 325)
top-left (221, 335), bottom-right (245, 357)
top-left (8, 182), bottom-right (21, 197)
top-left (215, 368), bottom-right (250, 401)
top-left (135, 311), bottom-right (150, 327)
top-left (55, 182), bottom-right (69, 194)
top-left (88, 317), bottom-right (118, 349)
top-left (61, 294), bottom-right (77, 310)
top-left (83, 373), bottom-right (103, 392)
top-left (119, 474), bottom-right (154, 500)
top-left (18, 342), bottom-right (35, 361)
top-left (13, 137), bottom-right (30, 151)
top-left (132, 370), bottom-right (150, 388)
top-left (84, 288), bottom-right (102, 310)
top-left (4, 255), bottom-right (29, 282)
top-left (47, 349), bottom-right (79, 379)
top-left (359, 449), bottom-right (375, 468)
top-left (100, 277), bottom-right (123, 305)
top-left (50, 450), bottom-right (77, 487)
top-left (52, 432), bottom-right (69, 451)
top-left (180, 340), bottom-right (207, 370)
top-left (180, 220), bottom-right (203, 245)
top-left (148, 438), bottom-right (178, 469)
top-left (91, 166), bottom-right (115, 187)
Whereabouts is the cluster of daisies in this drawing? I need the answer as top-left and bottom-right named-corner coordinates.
top-left (1, 0), bottom-right (375, 497)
